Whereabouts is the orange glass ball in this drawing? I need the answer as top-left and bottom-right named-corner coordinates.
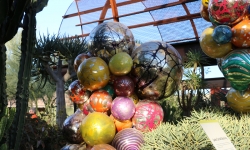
top-left (200, 26), bottom-right (232, 58)
top-left (80, 112), bottom-right (116, 146)
top-left (226, 88), bottom-right (250, 113)
top-left (68, 80), bottom-right (91, 104)
top-left (77, 57), bottom-right (110, 91)
top-left (110, 115), bottom-right (133, 132)
top-left (200, 5), bottom-right (210, 22)
top-left (89, 90), bottom-right (112, 112)
top-left (232, 20), bottom-right (250, 48)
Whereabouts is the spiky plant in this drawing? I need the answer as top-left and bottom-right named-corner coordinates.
top-left (32, 35), bottom-right (88, 127)
top-left (177, 49), bottom-right (210, 117)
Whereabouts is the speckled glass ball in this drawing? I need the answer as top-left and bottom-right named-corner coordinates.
top-left (68, 80), bottom-right (91, 104)
top-left (232, 19), bottom-right (250, 48)
top-left (111, 97), bottom-right (135, 121)
top-left (89, 89), bottom-right (112, 112)
top-left (77, 57), bottom-right (110, 91)
top-left (132, 100), bottom-right (164, 132)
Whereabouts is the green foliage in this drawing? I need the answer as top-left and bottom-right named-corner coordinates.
top-left (0, 143), bottom-right (7, 150)
top-left (6, 31), bottom-right (21, 100)
top-left (175, 49), bottom-right (211, 117)
top-left (29, 83), bottom-right (57, 125)
top-left (159, 99), bottom-right (182, 124)
top-left (0, 107), bottom-right (15, 148)
top-left (141, 108), bottom-right (250, 150)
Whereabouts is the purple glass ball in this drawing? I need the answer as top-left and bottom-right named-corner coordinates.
top-left (111, 97), bottom-right (135, 121)
top-left (112, 128), bottom-right (144, 150)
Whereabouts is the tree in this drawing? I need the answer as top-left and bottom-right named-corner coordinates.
top-left (32, 35), bottom-right (87, 127)
top-left (5, 31), bottom-right (22, 101)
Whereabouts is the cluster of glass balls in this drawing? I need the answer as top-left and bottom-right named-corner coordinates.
top-left (61, 21), bottom-right (183, 149)
top-left (200, 0), bottom-right (250, 113)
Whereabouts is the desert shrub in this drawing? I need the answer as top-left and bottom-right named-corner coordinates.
top-left (141, 108), bottom-right (250, 150)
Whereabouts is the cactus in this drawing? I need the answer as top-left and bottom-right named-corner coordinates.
top-left (8, 0), bottom-right (48, 149)
top-left (0, 0), bottom-right (30, 148)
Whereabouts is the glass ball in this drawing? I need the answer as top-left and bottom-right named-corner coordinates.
top-left (87, 22), bottom-right (135, 62)
top-left (80, 112), bottom-right (116, 146)
top-left (208, 0), bottom-right (248, 25)
top-left (109, 52), bottom-right (133, 76)
top-left (226, 88), bottom-right (250, 113)
top-left (132, 100), bottom-right (164, 132)
top-left (221, 49), bottom-right (250, 92)
top-left (131, 41), bottom-right (183, 100)
top-left (89, 90), bottom-right (112, 112)
top-left (77, 57), bottom-right (110, 91)
top-left (200, 26), bottom-right (232, 58)
top-left (112, 128), bottom-right (144, 150)
top-left (62, 109), bottom-right (86, 144)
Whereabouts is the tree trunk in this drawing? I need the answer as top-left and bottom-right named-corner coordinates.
top-left (56, 80), bottom-right (67, 128)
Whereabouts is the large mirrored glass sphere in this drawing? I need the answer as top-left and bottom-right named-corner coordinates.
top-left (87, 22), bottom-right (135, 62)
top-left (131, 41), bottom-right (183, 100)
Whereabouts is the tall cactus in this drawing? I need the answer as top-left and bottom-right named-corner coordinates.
top-left (9, 1), bottom-right (48, 149)
top-left (0, 0), bottom-right (30, 148)
top-left (0, 0), bottom-right (48, 149)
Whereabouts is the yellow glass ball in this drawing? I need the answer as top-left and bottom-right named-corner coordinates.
top-left (77, 57), bottom-right (110, 91)
top-left (80, 112), bottom-right (116, 146)
top-left (202, 0), bottom-right (209, 8)
top-left (200, 26), bottom-right (232, 58)
top-left (226, 88), bottom-right (250, 113)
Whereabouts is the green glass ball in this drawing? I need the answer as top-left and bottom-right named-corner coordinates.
top-left (109, 52), bottom-right (133, 76)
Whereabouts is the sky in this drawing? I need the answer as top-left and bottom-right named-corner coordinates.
top-left (36, 0), bottom-right (73, 36)
top-left (35, 0), bottom-right (224, 79)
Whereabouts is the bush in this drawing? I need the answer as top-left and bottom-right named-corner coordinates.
top-left (20, 113), bottom-right (67, 150)
top-left (141, 108), bottom-right (250, 150)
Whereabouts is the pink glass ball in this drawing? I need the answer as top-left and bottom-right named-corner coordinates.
top-left (132, 100), bottom-right (164, 132)
top-left (111, 97), bottom-right (135, 121)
